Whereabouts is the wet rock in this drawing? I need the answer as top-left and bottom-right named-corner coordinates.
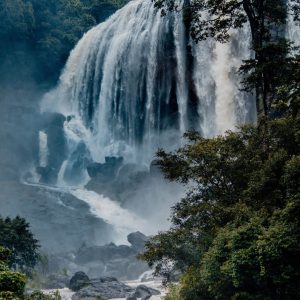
top-left (62, 142), bottom-right (92, 185)
top-left (87, 156), bottom-right (123, 180)
top-left (126, 296), bottom-right (137, 300)
top-left (71, 277), bottom-right (134, 300)
top-left (134, 284), bottom-right (160, 299)
top-left (69, 271), bottom-right (90, 291)
top-left (38, 112), bottom-right (67, 184)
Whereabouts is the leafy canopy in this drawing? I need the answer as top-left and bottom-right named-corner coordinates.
top-left (141, 111), bottom-right (300, 299)
top-left (0, 216), bottom-right (39, 273)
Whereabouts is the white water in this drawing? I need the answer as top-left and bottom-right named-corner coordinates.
top-left (70, 188), bottom-right (149, 243)
top-left (39, 131), bottom-right (48, 167)
top-left (23, 178), bottom-right (148, 244)
top-left (42, 0), bottom-right (254, 167)
top-left (44, 279), bottom-right (166, 300)
top-left (287, 0), bottom-right (300, 46)
top-left (213, 42), bottom-right (237, 133)
top-left (57, 160), bottom-right (68, 187)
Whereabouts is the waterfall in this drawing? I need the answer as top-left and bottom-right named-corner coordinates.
top-left (39, 131), bottom-right (48, 167)
top-left (57, 160), bottom-right (68, 187)
top-left (42, 0), bottom-right (255, 167)
top-left (213, 42), bottom-right (237, 133)
top-left (287, 0), bottom-right (300, 46)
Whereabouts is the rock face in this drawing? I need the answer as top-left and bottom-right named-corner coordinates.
top-left (0, 181), bottom-right (114, 254)
top-left (73, 237), bottom-right (149, 280)
top-left (71, 277), bottom-right (161, 300)
top-left (69, 272), bottom-right (90, 292)
top-left (72, 277), bottom-right (134, 300)
top-left (86, 162), bottom-right (150, 202)
top-left (37, 112), bottom-right (67, 184)
top-left (40, 232), bottom-right (150, 284)
top-left (87, 157), bottom-right (123, 180)
top-left (75, 243), bottom-right (136, 264)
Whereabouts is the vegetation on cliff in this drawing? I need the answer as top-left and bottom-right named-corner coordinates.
top-left (0, 0), bottom-right (128, 85)
top-left (141, 110), bottom-right (300, 298)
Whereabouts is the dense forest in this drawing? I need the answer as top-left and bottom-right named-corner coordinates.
top-left (0, 0), bottom-right (128, 85)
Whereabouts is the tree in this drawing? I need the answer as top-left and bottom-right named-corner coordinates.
top-left (0, 247), bottom-right (62, 300)
top-left (0, 217), bottom-right (39, 273)
top-left (0, 247), bottom-right (27, 300)
top-left (0, 0), bottom-right (128, 85)
top-left (153, 0), bottom-right (300, 116)
top-left (140, 110), bottom-right (300, 299)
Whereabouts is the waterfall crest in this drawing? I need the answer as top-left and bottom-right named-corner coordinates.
top-left (287, 0), bottom-right (300, 47)
top-left (42, 0), bottom-right (255, 166)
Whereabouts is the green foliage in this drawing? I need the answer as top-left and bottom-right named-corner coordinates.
top-left (0, 216), bottom-right (39, 273)
top-left (141, 110), bottom-right (300, 299)
top-left (0, 247), bottom-right (26, 300)
top-left (0, 246), bottom-right (61, 300)
top-left (153, 0), bottom-right (293, 43)
top-left (0, 291), bottom-right (20, 300)
top-left (26, 290), bottom-right (61, 300)
top-left (164, 284), bottom-right (182, 300)
top-left (0, 0), bottom-right (128, 84)
top-left (0, 271), bottom-right (27, 298)
top-left (0, 0), bottom-right (35, 39)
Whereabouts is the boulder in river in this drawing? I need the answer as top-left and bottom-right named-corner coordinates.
top-left (134, 284), bottom-right (161, 299)
top-left (69, 271), bottom-right (90, 292)
top-left (71, 277), bottom-right (134, 300)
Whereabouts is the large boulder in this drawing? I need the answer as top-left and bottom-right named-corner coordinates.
top-left (134, 285), bottom-right (161, 299)
top-left (69, 271), bottom-right (90, 292)
top-left (127, 232), bottom-right (148, 251)
top-left (126, 285), bottom-right (160, 300)
top-left (72, 277), bottom-right (134, 300)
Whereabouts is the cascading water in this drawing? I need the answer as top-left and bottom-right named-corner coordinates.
top-left (38, 0), bottom-right (256, 243)
top-left (42, 0), bottom-right (255, 169)
top-left (70, 189), bottom-right (148, 242)
top-left (287, 0), bottom-right (300, 46)
top-left (39, 131), bottom-right (48, 167)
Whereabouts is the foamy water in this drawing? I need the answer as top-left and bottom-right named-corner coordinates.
top-left (70, 188), bottom-right (149, 243)
top-left (44, 279), bottom-right (166, 300)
